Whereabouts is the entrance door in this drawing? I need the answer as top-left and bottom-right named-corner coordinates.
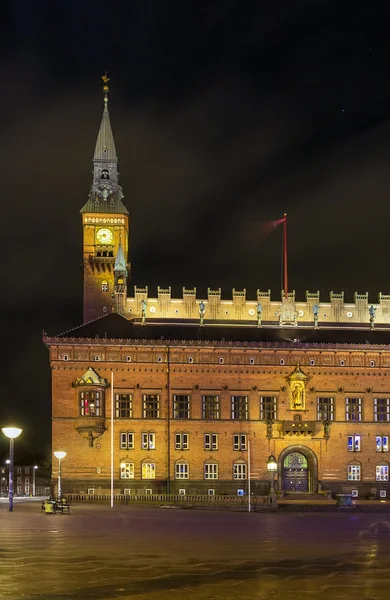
top-left (283, 452), bottom-right (308, 492)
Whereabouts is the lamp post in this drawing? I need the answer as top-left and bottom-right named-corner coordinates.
top-left (53, 451), bottom-right (66, 499)
top-left (33, 465), bottom-right (38, 497)
top-left (267, 454), bottom-right (278, 505)
top-left (2, 427), bottom-right (23, 512)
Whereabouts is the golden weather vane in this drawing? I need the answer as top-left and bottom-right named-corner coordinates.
top-left (102, 72), bottom-right (110, 94)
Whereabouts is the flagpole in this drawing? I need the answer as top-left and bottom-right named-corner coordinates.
top-left (248, 440), bottom-right (251, 512)
top-left (110, 370), bottom-right (114, 508)
top-left (283, 213), bottom-right (288, 299)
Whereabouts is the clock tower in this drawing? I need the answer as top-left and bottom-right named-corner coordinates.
top-left (80, 77), bottom-right (130, 323)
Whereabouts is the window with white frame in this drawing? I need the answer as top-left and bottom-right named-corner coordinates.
top-left (120, 462), bottom-right (134, 479)
top-left (233, 433), bottom-right (247, 451)
top-left (376, 464), bottom-right (389, 481)
top-left (374, 398), bottom-right (390, 422)
top-left (233, 462), bottom-right (247, 480)
top-left (115, 394), bottom-right (132, 418)
top-left (231, 396), bottom-right (248, 420)
top-left (142, 462), bottom-right (156, 479)
top-left (175, 462), bottom-right (189, 479)
top-left (317, 397), bottom-right (334, 421)
top-left (260, 396), bottom-right (277, 420)
top-left (141, 432), bottom-right (156, 450)
top-left (345, 397), bottom-right (362, 422)
top-left (348, 463), bottom-right (361, 481)
top-left (348, 435), bottom-right (361, 452)
top-left (202, 395), bottom-right (220, 419)
top-left (204, 433), bottom-right (218, 451)
top-left (143, 395), bottom-right (160, 419)
top-left (173, 395), bottom-right (190, 419)
top-left (376, 435), bottom-right (389, 452)
top-left (101, 280), bottom-right (108, 292)
top-left (204, 462), bottom-right (218, 479)
top-left (175, 433), bottom-right (189, 450)
top-left (120, 432), bottom-right (134, 450)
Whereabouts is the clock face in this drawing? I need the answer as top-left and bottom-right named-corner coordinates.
top-left (96, 228), bottom-right (113, 245)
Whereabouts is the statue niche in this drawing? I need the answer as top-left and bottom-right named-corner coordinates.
top-left (287, 364), bottom-right (309, 411)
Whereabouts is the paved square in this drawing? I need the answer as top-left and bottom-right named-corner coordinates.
top-left (1, 500), bottom-right (390, 599)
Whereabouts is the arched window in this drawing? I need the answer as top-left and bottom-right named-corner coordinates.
top-left (120, 461), bottom-right (134, 479)
top-left (125, 355), bottom-right (132, 363)
top-left (141, 461), bottom-right (156, 479)
top-left (175, 461), bottom-right (189, 479)
top-left (233, 460), bottom-right (247, 480)
top-left (249, 358), bottom-right (255, 365)
top-left (280, 358), bottom-right (285, 366)
top-left (204, 460), bottom-right (218, 480)
top-left (310, 359), bottom-right (315, 366)
top-left (376, 462), bottom-right (389, 481)
top-left (347, 462), bottom-right (361, 481)
top-left (188, 356), bottom-right (194, 364)
top-left (219, 357), bottom-right (224, 364)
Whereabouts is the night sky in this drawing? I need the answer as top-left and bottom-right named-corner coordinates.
top-left (1, 0), bottom-right (390, 458)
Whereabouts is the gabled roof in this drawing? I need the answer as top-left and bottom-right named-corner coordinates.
top-left (74, 367), bottom-right (109, 387)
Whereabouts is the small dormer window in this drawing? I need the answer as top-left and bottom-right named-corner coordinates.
top-left (101, 169), bottom-right (110, 179)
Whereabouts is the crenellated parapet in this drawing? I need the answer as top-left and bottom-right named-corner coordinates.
top-left (123, 288), bottom-right (390, 326)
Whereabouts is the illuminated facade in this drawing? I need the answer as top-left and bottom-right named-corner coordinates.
top-left (44, 86), bottom-right (390, 499)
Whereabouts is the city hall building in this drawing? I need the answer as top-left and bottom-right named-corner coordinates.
top-left (44, 83), bottom-right (390, 499)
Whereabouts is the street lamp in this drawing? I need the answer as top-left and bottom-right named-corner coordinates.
top-left (267, 454), bottom-right (278, 504)
top-left (2, 427), bottom-right (23, 512)
top-left (53, 451), bottom-right (66, 499)
top-left (33, 465), bottom-right (38, 497)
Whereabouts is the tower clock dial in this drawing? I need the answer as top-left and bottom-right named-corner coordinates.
top-left (96, 228), bottom-right (113, 244)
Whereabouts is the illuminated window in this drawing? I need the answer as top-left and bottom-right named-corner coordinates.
top-left (231, 396), bottom-right (248, 420)
top-left (376, 464), bottom-right (389, 481)
top-left (120, 432), bottom-right (134, 450)
top-left (115, 394), bottom-right (132, 418)
top-left (175, 433), bottom-right (189, 450)
top-left (204, 462), bottom-right (218, 479)
top-left (233, 434), bottom-right (247, 451)
top-left (374, 398), bottom-right (390, 422)
top-left (142, 462), bottom-right (156, 479)
top-left (202, 395), bottom-right (219, 419)
top-left (376, 436), bottom-right (389, 452)
top-left (141, 432), bottom-right (155, 450)
top-left (79, 391), bottom-right (103, 416)
top-left (204, 433), bottom-right (218, 451)
top-left (120, 462), bottom-right (134, 479)
top-left (346, 398), bottom-right (361, 422)
top-left (348, 435), bottom-right (361, 452)
top-left (317, 397), bottom-right (334, 421)
top-left (233, 462), bottom-right (247, 480)
top-left (347, 463), bottom-right (361, 481)
top-left (260, 396), bottom-right (277, 420)
top-left (175, 462), bottom-right (189, 479)
top-left (101, 280), bottom-right (108, 292)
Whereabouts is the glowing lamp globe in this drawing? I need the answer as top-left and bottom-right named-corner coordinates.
top-left (54, 451), bottom-right (67, 459)
top-left (2, 427), bottom-right (22, 440)
top-left (267, 454), bottom-right (278, 473)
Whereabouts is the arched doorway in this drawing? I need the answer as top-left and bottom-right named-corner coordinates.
top-left (278, 445), bottom-right (318, 494)
top-left (283, 452), bottom-right (308, 492)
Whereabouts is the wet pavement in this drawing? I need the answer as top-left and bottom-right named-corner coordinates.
top-left (1, 499), bottom-right (390, 599)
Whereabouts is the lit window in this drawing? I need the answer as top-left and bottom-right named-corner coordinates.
top-left (175, 433), bottom-right (189, 450)
top-left (233, 434), bottom-right (247, 451)
top-left (120, 462), bottom-right (134, 479)
top-left (101, 280), bottom-right (108, 292)
top-left (346, 398), bottom-right (362, 422)
top-left (204, 463), bottom-right (218, 479)
top-left (79, 391), bottom-right (103, 416)
top-left (120, 432), bottom-right (134, 450)
top-left (374, 398), bottom-right (390, 422)
top-left (376, 464), bottom-right (389, 481)
top-left (141, 432), bottom-right (155, 450)
top-left (175, 463), bottom-right (189, 479)
top-left (115, 394), bottom-right (132, 418)
top-left (143, 395), bottom-right (159, 419)
top-left (347, 464), bottom-right (361, 481)
top-left (376, 436), bottom-right (389, 452)
top-left (142, 462), bottom-right (156, 479)
top-left (204, 433), bottom-right (218, 451)
top-left (348, 435), bottom-right (361, 452)
top-left (233, 462), bottom-right (247, 480)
